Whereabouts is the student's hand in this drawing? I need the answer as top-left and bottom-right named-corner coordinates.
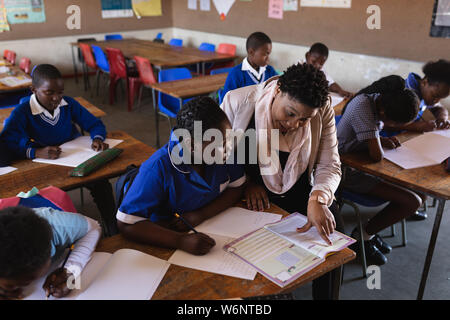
top-left (91, 138), bottom-right (109, 152)
top-left (435, 118), bottom-right (450, 130)
top-left (297, 200), bottom-right (336, 245)
top-left (43, 268), bottom-right (73, 298)
top-left (415, 120), bottom-right (437, 132)
top-left (169, 211), bottom-right (205, 232)
top-left (35, 146), bottom-right (61, 159)
top-left (177, 232), bottom-right (216, 255)
top-left (244, 182), bottom-right (270, 211)
top-left (0, 287), bottom-right (24, 300)
top-left (380, 136), bottom-right (401, 149)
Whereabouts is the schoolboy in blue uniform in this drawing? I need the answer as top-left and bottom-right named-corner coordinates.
top-left (0, 64), bottom-right (117, 236)
top-left (117, 97), bottom-right (246, 255)
top-left (220, 32), bottom-right (277, 102)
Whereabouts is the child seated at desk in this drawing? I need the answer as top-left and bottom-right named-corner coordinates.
top-left (0, 206), bottom-right (101, 299)
top-left (381, 59), bottom-right (450, 135)
top-left (301, 42), bottom-right (353, 98)
top-left (0, 64), bottom-right (117, 236)
top-left (220, 32), bottom-right (278, 102)
top-left (116, 97), bottom-right (246, 255)
top-left (337, 75), bottom-right (422, 265)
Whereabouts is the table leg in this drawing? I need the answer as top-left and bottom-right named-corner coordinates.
top-left (71, 45), bottom-right (79, 84)
top-left (331, 265), bottom-right (342, 300)
top-left (202, 62), bottom-right (205, 75)
top-left (417, 199), bottom-right (446, 300)
top-left (152, 88), bottom-right (160, 148)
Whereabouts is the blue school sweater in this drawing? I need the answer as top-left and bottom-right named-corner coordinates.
top-left (0, 96), bottom-right (106, 159)
top-left (220, 63), bottom-right (277, 102)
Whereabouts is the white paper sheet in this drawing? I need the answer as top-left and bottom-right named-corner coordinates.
top-left (32, 136), bottom-right (123, 167)
top-left (168, 233), bottom-right (257, 280)
top-left (0, 166), bottom-right (17, 175)
top-left (188, 0), bottom-right (197, 10)
top-left (329, 92), bottom-right (345, 108)
top-left (0, 76), bottom-right (31, 87)
top-left (0, 66), bottom-right (10, 73)
top-left (200, 0), bottom-right (210, 11)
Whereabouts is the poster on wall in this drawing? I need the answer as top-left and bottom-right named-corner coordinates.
top-left (268, 0), bottom-right (283, 19)
top-left (101, 0), bottom-right (134, 18)
top-left (284, 0), bottom-right (298, 11)
top-left (132, 0), bottom-right (162, 18)
top-left (0, 0), bottom-right (10, 32)
top-left (4, 0), bottom-right (46, 24)
top-left (300, 0), bottom-right (351, 8)
top-left (430, 0), bottom-right (450, 38)
top-left (212, 0), bottom-right (235, 20)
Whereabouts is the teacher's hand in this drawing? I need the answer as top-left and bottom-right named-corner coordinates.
top-left (297, 200), bottom-right (336, 245)
top-left (244, 182), bottom-right (270, 212)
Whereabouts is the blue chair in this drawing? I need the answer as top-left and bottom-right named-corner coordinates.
top-left (198, 42), bottom-right (215, 52)
top-left (156, 32), bottom-right (163, 40)
top-left (169, 38), bottom-right (183, 47)
top-left (210, 67), bottom-right (233, 105)
top-left (157, 68), bottom-right (192, 136)
top-left (105, 34), bottom-right (123, 41)
top-left (91, 45), bottom-right (110, 97)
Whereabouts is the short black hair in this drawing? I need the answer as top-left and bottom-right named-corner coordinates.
top-left (423, 59), bottom-right (450, 86)
top-left (0, 206), bottom-right (53, 278)
top-left (31, 64), bottom-right (63, 87)
top-left (277, 63), bottom-right (329, 109)
top-left (246, 32), bottom-right (272, 52)
top-left (175, 96), bottom-right (229, 138)
top-left (309, 42), bottom-right (329, 57)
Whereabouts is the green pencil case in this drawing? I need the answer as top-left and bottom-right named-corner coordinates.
top-left (69, 148), bottom-right (123, 177)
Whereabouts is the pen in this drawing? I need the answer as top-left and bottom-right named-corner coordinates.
top-left (174, 213), bottom-right (198, 234)
top-left (46, 243), bottom-right (74, 300)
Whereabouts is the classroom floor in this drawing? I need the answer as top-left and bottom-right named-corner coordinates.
top-left (64, 76), bottom-right (450, 300)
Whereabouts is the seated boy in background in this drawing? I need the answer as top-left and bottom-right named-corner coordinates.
top-left (302, 42), bottom-right (353, 98)
top-left (0, 64), bottom-right (117, 236)
top-left (220, 31), bottom-right (278, 102)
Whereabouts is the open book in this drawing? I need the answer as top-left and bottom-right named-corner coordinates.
top-left (32, 135), bottom-right (123, 167)
top-left (24, 249), bottom-right (170, 300)
top-left (224, 213), bottom-right (355, 287)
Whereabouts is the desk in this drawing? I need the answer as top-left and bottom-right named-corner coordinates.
top-left (0, 63), bottom-right (31, 93)
top-left (96, 202), bottom-right (355, 300)
top-left (0, 131), bottom-right (154, 198)
top-left (340, 132), bottom-right (450, 299)
top-left (149, 73), bottom-right (228, 148)
top-left (0, 97), bottom-right (106, 132)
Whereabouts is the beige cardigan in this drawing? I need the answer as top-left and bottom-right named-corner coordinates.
top-left (220, 80), bottom-right (342, 206)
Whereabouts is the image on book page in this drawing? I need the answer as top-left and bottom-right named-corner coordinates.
top-left (265, 213), bottom-right (355, 259)
top-left (32, 135), bottom-right (123, 167)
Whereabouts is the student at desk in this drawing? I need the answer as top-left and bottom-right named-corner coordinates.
top-left (116, 97), bottom-right (246, 255)
top-left (337, 75), bottom-right (422, 265)
top-left (0, 64), bottom-right (117, 236)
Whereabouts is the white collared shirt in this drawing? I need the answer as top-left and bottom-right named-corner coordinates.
top-left (29, 94), bottom-right (68, 120)
top-left (241, 57), bottom-right (267, 81)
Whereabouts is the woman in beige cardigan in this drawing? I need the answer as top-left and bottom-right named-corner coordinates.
top-left (221, 63), bottom-right (342, 299)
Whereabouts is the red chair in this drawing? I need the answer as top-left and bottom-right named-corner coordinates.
top-left (207, 43), bottom-right (236, 73)
top-left (19, 57), bottom-right (31, 74)
top-left (3, 49), bottom-right (16, 65)
top-left (134, 56), bottom-right (157, 109)
top-left (79, 43), bottom-right (98, 91)
top-left (105, 47), bottom-right (141, 112)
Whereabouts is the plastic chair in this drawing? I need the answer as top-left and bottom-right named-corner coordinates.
top-left (79, 43), bottom-right (98, 92)
top-left (207, 43), bottom-right (236, 73)
top-left (169, 38), bottom-right (183, 47)
top-left (153, 32), bottom-right (164, 43)
top-left (105, 34), bottom-right (123, 41)
top-left (210, 67), bottom-right (233, 104)
top-left (156, 32), bottom-right (163, 39)
top-left (158, 68), bottom-right (192, 131)
top-left (134, 56), bottom-right (157, 109)
top-left (19, 57), bottom-right (31, 74)
top-left (199, 42), bottom-right (216, 52)
top-left (76, 38), bottom-right (96, 63)
top-left (91, 45), bottom-right (111, 97)
top-left (3, 49), bottom-right (16, 65)
top-left (105, 47), bottom-right (141, 112)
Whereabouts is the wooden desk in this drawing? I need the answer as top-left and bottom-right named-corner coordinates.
top-left (0, 131), bottom-right (154, 198)
top-left (149, 73), bottom-right (228, 148)
top-left (96, 202), bottom-right (355, 300)
top-left (0, 63), bottom-right (31, 93)
top-left (0, 97), bottom-right (106, 131)
top-left (340, 131), bottom-right (450, 299)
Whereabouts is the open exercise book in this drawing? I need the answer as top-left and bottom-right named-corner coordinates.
top-left (24, 249), bottom-right (170, 300)
top-left (168, 207), bottom-right (282, 280)
top-left (384, 130), bottom-right (450, 169)
top-left (224, 213), bottom-right (355, 288)
top-left (33, 135), bottom-right (123, 167)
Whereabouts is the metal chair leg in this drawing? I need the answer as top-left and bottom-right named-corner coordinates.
top-left (401, 219), bottom-right (407, 246)
top-left (80, 187), bottom-right (84, 207)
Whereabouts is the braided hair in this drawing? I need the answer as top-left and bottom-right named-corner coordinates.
top-left (423, 59), bottom-right (450, 86)
top-left (277, 63), bottom-right (329, 109)
top-left (342, 75), bottom-right (419, 123)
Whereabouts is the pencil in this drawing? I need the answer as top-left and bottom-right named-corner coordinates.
top-left (46, 244), bottom-right (74, 300)
top-left (174, 213), bottom-right (198, 234)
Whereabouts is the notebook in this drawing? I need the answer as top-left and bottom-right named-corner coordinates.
top-left (32, 135), bottom-right (123, 168)
top-left (224, 213), bottom-right (355, 287)
top-left (23, 249), bottom-right (170, 300)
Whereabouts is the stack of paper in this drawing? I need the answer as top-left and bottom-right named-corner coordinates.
top-left (0, 76), bottom-right (31, 87)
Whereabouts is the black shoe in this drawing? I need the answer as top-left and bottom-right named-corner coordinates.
top-left (407, 210), bottom-right (427, 221)
top-left (370, 234), bottom-right (392, 254)
top-left (350, 228), bottom-right (387, 266)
